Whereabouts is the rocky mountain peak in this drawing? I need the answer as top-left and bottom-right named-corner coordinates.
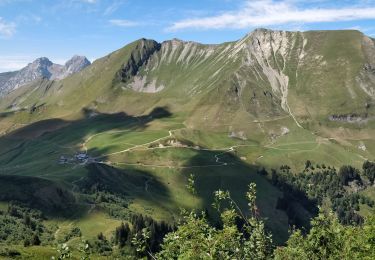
top-left (53, 55), bottom-right (91, 80)
top-left (0, 55), bottom-right (91, 96)
top-left (33, 57), bottom-right (53, 65)
top-left (65, 55), bottom-right (90, 69)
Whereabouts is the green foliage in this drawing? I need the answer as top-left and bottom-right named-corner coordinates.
top-left (268, 163), bottom-right (374, 226)
top-left (186, 173), bottom-right (196, 195)
top-left (114, 222), bottom-right (130, 248)
top-left (275, 210), bottom-right (375, 260)
top-left (338, 165), bottom-right (361, 186)
top-left (0, 29), bottom-right (375, 259)
top-left (90, 232), bottom-right (112, 255)
top-left (59, 227), bottom-right (81, 243)
top-left (157, 183), bottom-right (273, 259)
top-left (156, 212), bottom-right (217, 259)
top-left (0, 202), bottom-right (54, 246)
top-left (53, 240), bottom-right (92, 260)
top-left (54, 243), bottom-right (72, 260)
top-left (112, 213), bottom-right (174, 257)
top-left (78, 240), bottom-right (91, 260)
top-left (131, 227), bottom-right (151, 256)
top-left (93, 192), bottom-right (131, 220)
top-left (0, 175), bottom-right (76, 216)
top-left (363, 161), bottom-right (375, 185)
top-left (0, 247), bottom-right (21, 258)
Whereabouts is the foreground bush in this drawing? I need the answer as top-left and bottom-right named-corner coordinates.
top-left (275, 211), bottom-right (375, 260)
top-left (155, 183), bottom-right (273, 259)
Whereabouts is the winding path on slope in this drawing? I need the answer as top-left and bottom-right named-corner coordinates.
top-left (65, 126), bottom-right (355, 170)
top-left (100, 136), bottom-right (353, 170)
top-left (97, 129), bottom-right (178, 158)
top-left (0, 122), bottom-right (369, 172)
top-left (83, 127), bottom-right (238, 169)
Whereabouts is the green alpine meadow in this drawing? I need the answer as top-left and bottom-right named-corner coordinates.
top-left (0, 18), bottom-right (375, 259)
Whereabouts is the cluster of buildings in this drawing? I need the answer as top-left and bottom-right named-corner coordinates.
top-left (58, 152), bottom-right (90, 165)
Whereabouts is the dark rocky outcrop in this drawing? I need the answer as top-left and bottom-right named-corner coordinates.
top-left (117, 39), bottom-right (161, 83)
top-left (328, 113), bottom-right (373, 123)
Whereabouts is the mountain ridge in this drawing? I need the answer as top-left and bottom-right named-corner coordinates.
top-left (0, 29), bottom-right (374, 131)
top-left (0, 29), bottom-right (374, 255)
top-left (0, 55), bottom-right (91, 96)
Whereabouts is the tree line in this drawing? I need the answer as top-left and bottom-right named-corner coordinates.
top-left (55, 182), bottom-right (374, 259)
top-left (259, 160), bottom-right (375, 227)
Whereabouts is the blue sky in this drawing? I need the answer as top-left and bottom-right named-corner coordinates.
top-left (0, 0), bottom-right (375, 72)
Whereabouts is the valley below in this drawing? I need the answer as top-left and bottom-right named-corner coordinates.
top-left (0, 28), bottom-right (374, 259)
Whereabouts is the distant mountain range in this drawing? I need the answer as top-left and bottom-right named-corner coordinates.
top-left (1, 29), bottom-right (374, 126)
top-left (0, 55), bottom-right (90, 96)
top-left (0, 29), bottom-right (374, 254)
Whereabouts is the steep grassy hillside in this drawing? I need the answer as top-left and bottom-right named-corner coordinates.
top-left (0, 29), bottom-right (374, 257)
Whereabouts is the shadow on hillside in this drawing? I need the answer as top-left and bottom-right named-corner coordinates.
top-left (78, 163), bottom-right (172, 211)
top-left (0, 106), bottom-right (172, 219)
top-left (5, 106), bottom-right (171, 140)
top-left (73, 134), bottom-right (317, 244)
top-left (175, 150), bottom-right (317, 245)
top-left (0, 175), bottom-right (78, 218)
top-left (0, 106), bottom-right (315, 242)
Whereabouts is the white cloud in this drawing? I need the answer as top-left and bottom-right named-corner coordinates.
top-left (109, 19), bottom-right (138, 27)
top-left (0, 55), bottom-right (32, 72)
top-left (0, 56), bottom-right (79, 72)
top-left (0, 17), bottom-right (16, 38)
top-left (104, 0), bottom-right (126, 16)
top-left (167, 0), bottom-right (375, 31)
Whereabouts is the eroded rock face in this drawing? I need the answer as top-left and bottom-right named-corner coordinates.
top-left (0, 71), bottom-right (17, 88)
top-left (2, 57), bottom-right (54, 93)
top-left (0, 56), bottom-right (91, 96)
top-left (52, 55), bottom-right (91, 80)
top-left (356, 36), bottom-right (375, 98)
top-left (118, 38), bottom-right (217, 93)
top-left (117, 29), bottom-right (299, 107)
top-left (328, 114), bottom-right (373, 124)
top-left (239, 29), bottom-right (304, 126)
top-left (127, 76), bottom-right (165, 93)
top-left (114, 29), bottom-right (374, 124)
top-left (117, 39), bottom-right (161, 83)
top-left (243, 29), bottom-right (292, 108)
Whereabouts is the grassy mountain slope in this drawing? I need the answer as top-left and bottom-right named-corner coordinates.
top-left (0, 29), bottom-right (374, 256)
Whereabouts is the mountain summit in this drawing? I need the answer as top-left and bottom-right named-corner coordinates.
top-left (0, 55), bottom-right (91, 96)
top-left (0, 29), bottom-right (374, 255)
top-left (1, 29), bottom-right (374, 128)
top-left (54, 55), bottom-right (91, 80)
